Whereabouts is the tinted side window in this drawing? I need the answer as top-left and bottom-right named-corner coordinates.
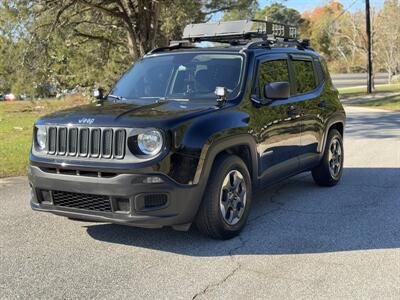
top-left (319, 57), bottom-right (333, 86)
top-left (257, 60), bottom-right (289, 99)
top-left (292, 60), bottom-right (316, 94)
top-left (314, 59), bottom-right (324, 86)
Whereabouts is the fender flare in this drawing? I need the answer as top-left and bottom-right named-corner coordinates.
top-left (192, 134), bottom-right (259, 186)
top-left (319, 115), bottom-right (345, 154)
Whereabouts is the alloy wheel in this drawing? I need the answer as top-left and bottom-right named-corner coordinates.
top-left (328, 137), bottom-right (342, 178)
top-left (219, 170), bottom-right (247, 226)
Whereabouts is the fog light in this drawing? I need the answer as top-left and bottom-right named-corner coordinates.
top-left (114, 197), bottom-right (130, 213)
top-left (143, 176), bottom-right (164, 184)
top-left (40, 190), bottom-right (52, 204)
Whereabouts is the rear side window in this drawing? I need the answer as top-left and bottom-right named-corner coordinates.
top-left (257, 60), bottom-right (289, 99)
top-left (314, 59), bottom-right (324, 86)
top-left (319, 57), bottom-right (333, 86)
top-left (292, 60), bottom-right (316, 94)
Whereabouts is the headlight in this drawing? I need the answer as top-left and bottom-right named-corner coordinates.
top-left (137, 130), bottom-right (163, 156)
top-left (36, 127), bottom-right (47, 150)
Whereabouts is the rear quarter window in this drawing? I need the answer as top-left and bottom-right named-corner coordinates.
top-left (319, 57), bottom-right (334, 86)
top-left (292, 60), bottom-right (316, 94)
top-left (314, 59), bottom-right (324, 86)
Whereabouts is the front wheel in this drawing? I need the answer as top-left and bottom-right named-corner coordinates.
top-left (312, 129), bottom-right (344, 186)
top-left (195, 155), bottom-right (252, 239)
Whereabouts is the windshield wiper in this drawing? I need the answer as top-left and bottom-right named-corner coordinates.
top-left (159, 97), bottom-right (189, 102)
top-left (107, 94), bottom-right (127, 101)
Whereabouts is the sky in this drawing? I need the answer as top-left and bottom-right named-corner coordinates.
top-left (211, 0), bottom-right (385, 21)
top-left (258, 0), bottom-right (385, 13)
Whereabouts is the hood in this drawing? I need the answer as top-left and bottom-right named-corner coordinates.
top-left (36, 100), bottom-right (218, 128)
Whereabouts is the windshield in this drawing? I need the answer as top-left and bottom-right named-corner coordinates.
top-left (109, 53), bottom-right (243, 103)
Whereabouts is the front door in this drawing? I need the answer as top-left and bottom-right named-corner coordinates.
top-left (247, 54), bottom-right (302, 184)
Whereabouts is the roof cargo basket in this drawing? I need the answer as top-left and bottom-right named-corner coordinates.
top-left (182, 19), bottom-right (297, 42)
top-left (146, 20), bottom-right (310, 55)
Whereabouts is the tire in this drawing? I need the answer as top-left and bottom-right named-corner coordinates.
top-left (195, 155), bottom-right (252, 239)
top-left (312, 129), bottom-right (344, 186)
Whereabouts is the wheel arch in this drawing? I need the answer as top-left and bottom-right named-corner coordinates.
top-left (319, 118), bottom-right (345, 153)
top-left (193, 134), bottom-right (259, 188)
top-left (329, 122), bottom-right (344, 137)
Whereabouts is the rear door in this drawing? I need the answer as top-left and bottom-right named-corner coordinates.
top-left (289, 55), bottom-right (325, 169)
top-left (248, 54), bottom-right (302, 184)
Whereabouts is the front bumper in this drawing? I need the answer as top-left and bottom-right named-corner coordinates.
top-left (28, 165), bottom-right (204, 229)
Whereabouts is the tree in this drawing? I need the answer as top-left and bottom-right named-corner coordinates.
top-left (26, 0), bottom-right (258, 60)
top-left (222, 1), bottom-right (258, 21)
top-left (0, 1), bottom-right (28, 93)
top-left (302, 1), bottom-right (345, 59)
top-left (375, 0), bottom-right (400, 81)
top-left (255, 3), bottom-right (303, 25)
top-left (27, 0), bottom-right (166, 60)
top-left (1, 0), bottom-right (260, 96)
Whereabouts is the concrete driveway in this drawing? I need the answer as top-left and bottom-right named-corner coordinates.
top-left (1, 106), bottom-right (399, 299)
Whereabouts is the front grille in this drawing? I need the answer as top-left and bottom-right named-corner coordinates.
top-left (68, 128), bottom-right (78, 155)
top-left (48, 127), bottom-right (57, 154)
top-left (90, 129), bottom-right (101, 157)
top-left (47, 127), bottom-right (126, 159)
top-left (79, 128), bottom-right (89, 156)
top-left (58, 127), bottom-right (67, 155)
top-left (52, 190), bottom-right (112, 212)
top-left (102, 129), bottom-right (113, 158)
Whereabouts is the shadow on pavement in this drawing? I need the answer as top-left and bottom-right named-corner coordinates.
top-left (86, 167), bottom-right (400, 256)
top-left (345, 109), bottom-right (400, 139)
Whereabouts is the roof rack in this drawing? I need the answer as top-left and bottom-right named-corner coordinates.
top-left (146, 20), bottom-right (310, 55)
top-left (239, 35), bottom-right (311, 51)
top-left (182, 19), bottom-right (297, 42)
top-left (146, 40), bottom-right (196, 55)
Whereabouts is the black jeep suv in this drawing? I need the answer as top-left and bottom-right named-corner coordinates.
top-left (29, 20), bottom-right (345, 239)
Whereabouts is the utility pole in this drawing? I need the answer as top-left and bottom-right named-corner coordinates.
top-left (365, 0), bottom-right (373, 93)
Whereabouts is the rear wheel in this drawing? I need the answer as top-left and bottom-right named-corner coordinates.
top-left (312, 129), bottom-right (344, 186)
top-left (195, 155), bottom-right (252, 239)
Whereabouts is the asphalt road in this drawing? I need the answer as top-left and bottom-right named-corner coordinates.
top-left (331, 73), bottom-right (390, 88)
top-left (1, 106), bottom-right (400, 299)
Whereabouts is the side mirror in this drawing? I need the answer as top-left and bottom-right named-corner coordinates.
top-left (264, 82), bottom-right (290, 100)
top-left (93, 88), bottom-right (104, 100)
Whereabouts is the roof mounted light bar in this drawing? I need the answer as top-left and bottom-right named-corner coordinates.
top-left (182, 19), bottom-right (297, 42)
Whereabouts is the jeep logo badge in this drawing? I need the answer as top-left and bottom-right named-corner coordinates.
top-left (78, 118), bottom-right (95, 124)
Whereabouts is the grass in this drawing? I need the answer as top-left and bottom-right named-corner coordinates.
top-left (351, 94), bottom-right (400, 112)
top-left (338, 83), bottom-right (400, 111)
top-left (0, 96), bottom-right (88, 177)
top-left (338, 84), bottom-right (400, 97)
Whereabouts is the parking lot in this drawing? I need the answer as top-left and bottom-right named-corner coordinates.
top-left (1, 105), bottom-right (399, 299)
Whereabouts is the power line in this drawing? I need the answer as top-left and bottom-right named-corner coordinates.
top-left (331, 0), bottom-right (360, 24)
top-left (314, 0), bottom-right (361, 34)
